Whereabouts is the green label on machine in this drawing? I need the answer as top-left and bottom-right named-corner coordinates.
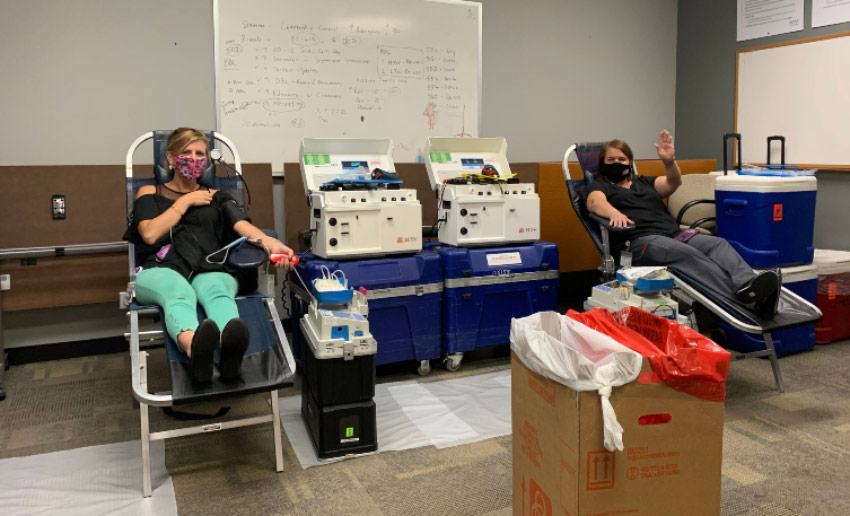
top-left (303, 154), bottom-right (331, 165)
top-left (345, 427), bottom-right (354, 438)
top-left (429, 152), bottom-right (451, 163)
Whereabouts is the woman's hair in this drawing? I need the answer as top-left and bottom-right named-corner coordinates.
top-left (597, 139), bottom-right (635, 182)
top-left (165, 127), bottom-right (210, 167)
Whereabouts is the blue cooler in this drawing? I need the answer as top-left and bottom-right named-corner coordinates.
top-left (719, 264), bottom-right (817, 357)
top-left (440, 242), bottom-right (559, 358)
top-left (291, 251), bottom-right (443, 369)
top-left (715, 173), bottom-right (817, 268)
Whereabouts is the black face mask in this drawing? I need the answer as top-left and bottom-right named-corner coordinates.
top-left (600, 162), bottom-right (632, 183)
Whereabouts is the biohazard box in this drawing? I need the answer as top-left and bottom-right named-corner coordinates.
top-left (511, 352), bottom-right (724, 516)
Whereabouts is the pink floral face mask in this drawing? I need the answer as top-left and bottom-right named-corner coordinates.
top-left (173, 155), bottom-right (207, 181)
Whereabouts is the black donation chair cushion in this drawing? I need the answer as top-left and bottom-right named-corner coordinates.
top-left (162, 294), bottom-right (294, 405)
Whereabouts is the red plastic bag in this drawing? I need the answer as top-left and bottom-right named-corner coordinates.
top-left (567, 307), bottom-right (731, 402)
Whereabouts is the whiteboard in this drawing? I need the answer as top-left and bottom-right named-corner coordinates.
top-left (214, 0), bottom-right (481, 168)
top-left (736, 33), bottom-right (850, 168)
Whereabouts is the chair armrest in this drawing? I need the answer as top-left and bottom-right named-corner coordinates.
top-left (589, 212), bottom-right (635, 231)
top-left (689, 217), bottom-right (717, 231)
top-left (676, 199), bottom-right (715, 226)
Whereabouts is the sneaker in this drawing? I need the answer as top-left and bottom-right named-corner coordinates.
top-left (754, 291), bottom-right (779, 318)
top-left (735, 270), bottom-right (780, 305)
top-left (190, 319), bottom-right (220, 383)
top-left (219, 318), bottom-right (250, 380)
top-left (752, 269), bottom-right (782, 318)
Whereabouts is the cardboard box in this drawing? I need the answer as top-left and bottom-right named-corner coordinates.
top-left (511, 351), bottom-right (724, 516)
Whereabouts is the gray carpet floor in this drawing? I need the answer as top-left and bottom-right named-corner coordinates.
top-left (1, 341), bottom-right (849, 516)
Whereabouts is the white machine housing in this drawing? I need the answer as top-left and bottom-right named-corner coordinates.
top-left (300, 138), bottom-right (422, 259)
top-left (299, 290), bottom-right (377, 360)
top-left (424, 138), bottom-right (540, 247)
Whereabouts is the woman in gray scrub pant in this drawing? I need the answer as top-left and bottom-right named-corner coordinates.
top-left (585, 130), bottom-right (780, 317)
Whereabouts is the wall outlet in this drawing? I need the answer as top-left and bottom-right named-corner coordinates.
top-left (52, 194), bottom-right (66, 219)
top-left (0, 274), bottom-right (9, 291)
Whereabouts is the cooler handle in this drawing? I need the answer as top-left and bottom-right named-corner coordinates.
top-left (767, 135), bottom-right (785, 166)
top-left (722, 198), bottom-right (748, 216)
top-left (723, 133), bottom-right (742, 175)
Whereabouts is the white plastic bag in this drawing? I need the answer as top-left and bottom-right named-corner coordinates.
top-left (510, 311), bottom-right (643, 451)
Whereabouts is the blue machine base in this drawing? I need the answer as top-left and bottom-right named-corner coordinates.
top-left (443, 281), bottom-right (558, 353)
top-left (440, 242), bottom-right (559, 355)
top-left (367, 295), bottom-right (442, 366)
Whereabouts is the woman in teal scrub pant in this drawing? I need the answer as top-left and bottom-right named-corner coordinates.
top-left (124, 127), bottom-right (295, 382)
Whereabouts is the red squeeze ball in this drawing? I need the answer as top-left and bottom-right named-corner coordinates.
top-left (270, 253), bottom-right (299, 265)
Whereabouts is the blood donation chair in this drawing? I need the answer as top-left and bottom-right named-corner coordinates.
top-left (562, 142), bottom-right (822, 393)
top-left (121, 130), bottom-right (296, 497)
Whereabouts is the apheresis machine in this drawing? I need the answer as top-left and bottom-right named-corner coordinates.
top-left (585, 267), bottom-right (691, 327)
top-left (299, 282), bottom-right (377, 361)
top-left (300, 138), bottom-right (422, 259)
top-left (424, 138), bottom-right (540, 247)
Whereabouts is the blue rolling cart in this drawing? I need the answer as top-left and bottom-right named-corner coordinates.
top-left (439, 241), bottom-right (559, 370)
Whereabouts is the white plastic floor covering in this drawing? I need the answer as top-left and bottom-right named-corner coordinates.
top-left (280, 368), bottom-right (512, 468)
top-left (0, 370), bottom-right (511, 512)
top-left (0, 440), bottom-right (177, 516)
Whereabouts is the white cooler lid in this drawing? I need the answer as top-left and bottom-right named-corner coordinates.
top-left (299, 138), bottom-right (396, 195)
top-left (424, 137), bottom-right (513, 191)
top-left (714, 171), bottom-right (817, 193)
top-left (814, 249), bottom-right (850, 275)
top-left (778, 263), bottom-right (818, 283)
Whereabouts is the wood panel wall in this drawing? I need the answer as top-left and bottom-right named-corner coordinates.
top-left (1, 159), bottom-right (714, 311)
top-left (0, 163), bottom-right (274, 311)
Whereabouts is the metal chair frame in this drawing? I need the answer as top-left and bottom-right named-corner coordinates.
top-left (123, 131), bottom-right (295, 497)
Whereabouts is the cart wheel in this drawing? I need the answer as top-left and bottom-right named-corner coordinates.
top-left (445, 353), bottom-right (463, 372)
top-left (417, 360), bottom-right (431, 376)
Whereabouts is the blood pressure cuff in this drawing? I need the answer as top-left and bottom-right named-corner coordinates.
top-left (228, 241), bottom-right (267, 269)
top-left (220, 194), bottom-right (250, 228)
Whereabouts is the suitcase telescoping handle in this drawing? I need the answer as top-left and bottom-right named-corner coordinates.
top-left (723, 133), bottom-right (742, 176)
top-left (766, 135), bottom-right (786, 166)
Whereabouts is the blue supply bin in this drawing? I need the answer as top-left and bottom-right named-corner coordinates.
top-left (718, 264), bottom-right (817, 357)
top-left (290, 251), bottom-right (443, 373)
top-left (715, 173), bottom-right (817, 268)
top-left (440, 242), bottom-right (559, 368)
